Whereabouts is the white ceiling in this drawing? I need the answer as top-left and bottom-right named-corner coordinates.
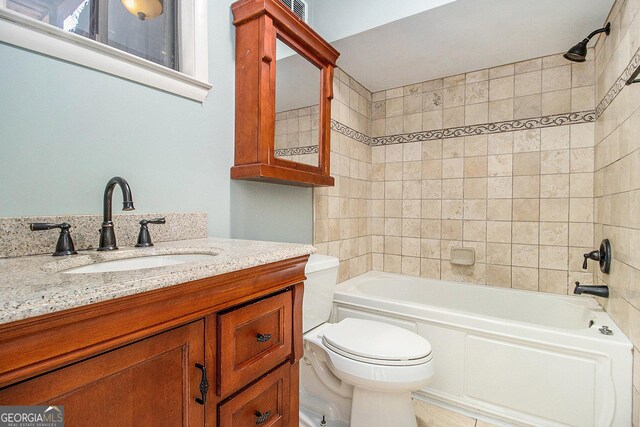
top-left (322, 0), bottom-right (614, 92)
top-left (276, 0), bottom-right (614, 109)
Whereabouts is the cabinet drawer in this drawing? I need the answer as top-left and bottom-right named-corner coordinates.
top-left (219, 363), bottom-right (290, 427)
top-left (218, 291), bottom-right (292, 396)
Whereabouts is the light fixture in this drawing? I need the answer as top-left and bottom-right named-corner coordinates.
top-left (121, 0), bottom-right (163, 21)
top-left (564, 22), bottom-right (610, 62)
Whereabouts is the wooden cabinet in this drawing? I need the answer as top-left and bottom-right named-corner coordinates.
top-left (231, 0), bottom-right (339, 187)
top-left (0, 257), bottom-right (308, 427)
top-left (0, 321), bottom-right (206, 426)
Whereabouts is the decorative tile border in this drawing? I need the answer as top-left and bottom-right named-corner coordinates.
top-left (282, 112), bottom-right (596, 155)
top-left (330, 121), bottom-right (371, 144)
top-left (274, 145), bottom-right (319, 156)
top-left (596, 46), bottom-right (640, 117)
top-left (369, 111), bottom-right (595, 146)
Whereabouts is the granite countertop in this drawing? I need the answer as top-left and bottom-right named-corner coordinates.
top-left (0, 238), bottom-right (315, 325)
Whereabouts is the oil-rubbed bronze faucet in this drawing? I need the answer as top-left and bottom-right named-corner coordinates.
top-left (98, 177), bottom-right (135, 251)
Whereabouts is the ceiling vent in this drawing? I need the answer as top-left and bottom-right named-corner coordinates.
top-left (280, 0), bottom-right (308, 23)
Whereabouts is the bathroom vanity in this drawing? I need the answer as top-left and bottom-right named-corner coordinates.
top-left (0, 238), bottom-right (313, 426)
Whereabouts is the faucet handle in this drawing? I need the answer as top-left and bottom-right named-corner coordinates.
top-left (30, 222), bottom-right (78, 256)
top-left (140, 217), bottom-right (166, 226)
top-left (136, 217), bottom-right (166, 247)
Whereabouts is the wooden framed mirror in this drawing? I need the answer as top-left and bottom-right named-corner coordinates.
top-left (231, 0), bottom-right (339, 187)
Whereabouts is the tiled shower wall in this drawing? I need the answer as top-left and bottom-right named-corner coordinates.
top-left (313, 69), bottom-right (373, 283)
top-left (313, 51), bottom-right (598, 290)
top-left (594, 0), bottom-right (640, 422)
top-left (369, 55), bottom-right (597, 291)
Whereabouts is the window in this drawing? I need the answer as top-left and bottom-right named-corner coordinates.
top-left (0, 0), bottom-right (210, 101)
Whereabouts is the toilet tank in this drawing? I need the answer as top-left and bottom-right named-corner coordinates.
top-left (303, 254), bottom-right (339, 333)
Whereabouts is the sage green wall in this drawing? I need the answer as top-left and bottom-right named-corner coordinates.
top-left (0, 1), bottom-right (313, 243)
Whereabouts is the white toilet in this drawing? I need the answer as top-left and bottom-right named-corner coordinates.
top-left (301, 254), bottom-right (434, 427)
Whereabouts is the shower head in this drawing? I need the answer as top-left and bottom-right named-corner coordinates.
top-left (564, 22), bottom-right (610, 62)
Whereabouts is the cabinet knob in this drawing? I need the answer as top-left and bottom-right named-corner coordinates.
top-left (256, 333), bottom-right (272, 343)
top-left (255, 410), bottom-right (271, 424)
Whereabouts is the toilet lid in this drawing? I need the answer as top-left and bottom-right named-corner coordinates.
top-left (322, 318), bottom-right (432, 366)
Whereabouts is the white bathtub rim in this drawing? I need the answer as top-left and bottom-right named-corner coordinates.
top-left (334, 271), bottom-right (630, 347)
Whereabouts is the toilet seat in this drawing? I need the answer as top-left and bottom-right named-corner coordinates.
top-left (304, 320), bottom-right (434, 393)
top-left (322, 318), bottom-right (432, 366)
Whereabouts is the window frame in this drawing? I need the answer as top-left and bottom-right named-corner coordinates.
top-left (0, 0), bottom-right (211, 102)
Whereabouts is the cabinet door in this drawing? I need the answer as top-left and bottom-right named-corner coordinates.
top-left (0, 321), bottom-right (206, 427)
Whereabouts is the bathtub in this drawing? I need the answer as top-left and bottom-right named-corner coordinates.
top-left (330, 271), bottom-right (632, 427)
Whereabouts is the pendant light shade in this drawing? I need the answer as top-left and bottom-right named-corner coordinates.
top-left (121, 0), bottom-right (163, 21)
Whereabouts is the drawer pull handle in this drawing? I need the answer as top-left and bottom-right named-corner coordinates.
top-left (255, 410), bottom-right (271, 424)
top-left (195, 363), bottom-right (208, 405)
top-left (256, 333), bottom-right (272, 343)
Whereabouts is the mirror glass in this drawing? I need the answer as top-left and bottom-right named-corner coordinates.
top-left (274, 36), bottom-right (321, 167)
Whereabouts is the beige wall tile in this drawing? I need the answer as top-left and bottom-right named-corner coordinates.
top-left (443, 138), bottom-right (464, 158)
top-left (423, 90), bottom-right (444, 111)
top-left (539, 246), bottom-right (569, 270)
top-left (571, 87), bottom-right (595, 111)
top-left (489, 98), bottom-right (514, 122)
top-left (423, 110), bottom-right (443, 131)
top-left (441, 219), bottom-right (463, 240)
top-left (490, 63), bottom-right (515, 79)
top-left (487, 265), bottom-right (512, 287)
top-left (540, 174), bottom-right (569, 198)
top-left (515, 58), bottom-right (542, 74)
top-left (464, 199), bottom-right (487, 220)
top-left (541, 150), bottom-right (570, 174)
top-left (386, 97), bottom-right (403, 117)
top-left (443, 85), bottom-right (465, 107)
top-left (487, 199), bottom-right (513, 220)
top-left (464, 220), bottom-right (487, 241)
top-left (443, 107), bottom-right (465, 127)
top-left (540, 222), bottom-right (569, 246)
top-left (515, 71), bottom-right (542, 97)
top-left (513, 198), bottom-right (540, 221)
top-left (466, 81), bottom-right (489, 104)
top-left (489, 76), bottom-right (514, 101)
top-left (513, 152), bottom-right (541, 175)
top-left (442, 179), bottom-right (463, 199)
top-left (488, 154), bottom-right (513, 176)
top-left (513, 175), bottom-right (540, 198)
top-left (513, 222), bottom-right (539, 244)
top-left (404, 113), bottom-right (423, 132)
top-left (514, 94), bottom-right (542, 119)
top-left (487, 177), bottom-right (513, 199)
top-left (465, 103), bottom-right (489, 125)
top-left (539, 269), bottom-right (569, 294)
top-left (464, 156), bottom-right (488, 177)
top-left (442, 158), bottom-right (464, 178)
top-left (541, 126), bottom-right (570, 150)
top-left (488, 133), bottom-right (514, 154)
top-left (542, 90), bottom-right (571, 115)
top-left (422, 179), bottom-right (442, 199)
top-left (487, 221), bottom-right (512, 243)
top-left (464, 177), bottom-right (487, 199)
top-left (512, 266), bottom-right (539, 290)
top-left (542, 65), bottom-right (571, 92)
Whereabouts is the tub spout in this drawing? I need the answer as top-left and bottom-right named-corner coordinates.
top-left (573, 281), bottom-right (609, 298)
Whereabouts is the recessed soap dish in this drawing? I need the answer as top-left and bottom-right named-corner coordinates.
top-left (450, 247), bottom-right (475, 266)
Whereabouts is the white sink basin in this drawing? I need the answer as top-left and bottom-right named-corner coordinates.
top-left (62, 254), bottom-right (218, 274)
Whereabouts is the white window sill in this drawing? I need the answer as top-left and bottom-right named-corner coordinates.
top-left (0, 8), bottom-right (212, 102)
